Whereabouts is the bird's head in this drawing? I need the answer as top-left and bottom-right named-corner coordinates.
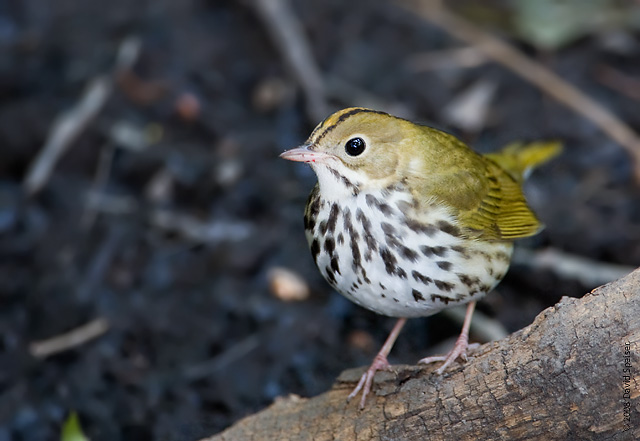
top-left (281, 108), bottom-right (426, 197)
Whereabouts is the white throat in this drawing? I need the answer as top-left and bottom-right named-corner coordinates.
top-left (312, 162), bottom-right (362, 200)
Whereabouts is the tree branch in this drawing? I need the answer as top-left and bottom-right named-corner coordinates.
top-left (204, 267), bottom-right (640, 440)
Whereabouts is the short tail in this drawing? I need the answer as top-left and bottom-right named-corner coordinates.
top-left (484, 141), bottom-right (562, 183)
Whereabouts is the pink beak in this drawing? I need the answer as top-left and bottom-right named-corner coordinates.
top-left (280, 145), bottom-right (333, 163)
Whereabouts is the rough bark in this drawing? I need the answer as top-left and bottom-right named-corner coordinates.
top-left (204, 268), bottom-right (640, 441)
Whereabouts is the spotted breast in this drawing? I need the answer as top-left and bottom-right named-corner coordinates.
top-left (304, 182), bottom-right (512, 318)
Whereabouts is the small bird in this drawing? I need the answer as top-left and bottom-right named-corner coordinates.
top-left (281, 107), bottom-right (560, 408)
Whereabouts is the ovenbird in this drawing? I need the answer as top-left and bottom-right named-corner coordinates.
top-left (281, 107), bottom-right (560, 408)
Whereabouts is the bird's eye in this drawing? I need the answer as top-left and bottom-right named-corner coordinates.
top-left (345, 137), bottom-right (366, 156)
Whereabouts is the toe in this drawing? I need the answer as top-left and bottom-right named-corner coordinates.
top-left (348, 354), bottom-right (390, 408)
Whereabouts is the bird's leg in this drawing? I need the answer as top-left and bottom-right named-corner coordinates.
top-left (348, 317), bottom-right (407, 409)
top-left (418, 301), bottom-right (477, 374)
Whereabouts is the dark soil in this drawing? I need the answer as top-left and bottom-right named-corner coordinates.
top-left (1, 1), bottom-right (639, 440)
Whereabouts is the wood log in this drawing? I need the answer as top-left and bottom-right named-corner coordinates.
top-left (204, 268), bottom-right (640, 441)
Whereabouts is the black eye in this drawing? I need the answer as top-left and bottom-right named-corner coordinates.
top-left (345, 137), bottom-right (366, 156)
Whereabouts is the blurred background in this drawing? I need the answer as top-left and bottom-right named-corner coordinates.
top-left (1, 0), bottom-right (640, 439)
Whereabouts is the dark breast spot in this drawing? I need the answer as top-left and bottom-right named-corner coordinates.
top-left (412, 289), bottom-right (425, 301)
top-left (382, 223), bottom-right (403, 250)
top-left (306, 190), bottom-right (321, 217)
top-left (324, 266), bottom-right (336, 284)
top-left (420, 245), bottom-right (448, 258)
top-left (381, 222), bottom-right (396, 236)
top-left (330, 256), bottom-right (341, 275)
top-left (450, 245), bottom-right (470, 259)
top-left (404, 219), bottom-right (438, 236)
top-left (412, 270), bottom-right (432, 285)
top-left (361, 268), bottom-right (371, 284)
top-left (343, 209), bottom-right (357, 239)
top-left (457, 273), bottom-right (480, 287)
top-left (430, 293), bottom-right (452, 304)
top-left (363, 234), bottom-right (377, 259)
top-left (310, 239), bottom-right (320, 262)
top-left (380, 247), bottom-right (407, 279)
top-left (480, 251), bottom-right (494, 263)
top-left (355, 209), bottom-right (369, 228)
top-left (350, 237), bottom-right (361, 272)
top-left (326, 203), bottom-right (340, 234)
top-left (400, 246), bottom-right (419, 262)
top-left (378, 203), bottom-right (393, 216)
top-left (324, 237), bottom-right (335, 255)
top-left (380, 247), bottom-right (398, 276)
top-left (365, 194), bottom-right (393, 216)
top-left (365, 194), bottom-right (377, 208)
top-left (495, 251), bottom-right (511, 262)
top-left (434, 280), bottom-right (455, 292)
top-left (319, 220), bottom-right (328, 235)
top-left (305, 193), bottom-right (320, 231)
top-left (436, 261), bottom-right (452, 271)
top-left (437, 220), bottom-right (461, 237)
top-left (356, 209), bottom-right (378, 256)
top-left (327, 167), bottom-right (358, 193)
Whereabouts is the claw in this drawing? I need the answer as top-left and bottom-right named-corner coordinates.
top-left (346, 318), bottom-right (406, 408)
top-left (418, 301), bottom-right (477, 374)
top-left (419, 334), bottom-right (476, 374)
top-left (347, 353), bottom-right (391, 409)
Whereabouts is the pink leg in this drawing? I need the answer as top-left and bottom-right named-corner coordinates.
top-left (348, 318), bottom-right (407, 409)
top-left (418, 301), bottom-right (476, 374)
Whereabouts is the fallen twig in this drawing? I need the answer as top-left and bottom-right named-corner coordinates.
top-left (401, 0), bottom-right (640, 179)
top-left (76, 225), bottom-right (126, 302)
top-left (82, 144), bottom-right (116, 229)
top-left (29, 318), bottom-right (110, 359)
top-left (23, 77), bottom-right (113, 196)
top-left (251, 0), bottom-right (329, 122)
top-left (23, 36), bottom-right (141, 196)
top-left (513, 247), bottom-right (635, 288)
top-left (405, 46), bottom-right (487, 71)
top-left (182, 335), bottom-right (261, 381)
top-left (149, 209), bottom-right (253, 243)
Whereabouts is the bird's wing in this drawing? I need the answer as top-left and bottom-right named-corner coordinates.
top-left (450, 161), bottom-right (543, 241)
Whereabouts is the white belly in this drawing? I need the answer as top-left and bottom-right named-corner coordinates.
top-left (306, 189), bottom-right (513, 318)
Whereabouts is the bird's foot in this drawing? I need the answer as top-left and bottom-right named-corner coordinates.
top-left (418, 333), bottom-right (480, 374)
top-left (347, 352), bottom-right (392, 409)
